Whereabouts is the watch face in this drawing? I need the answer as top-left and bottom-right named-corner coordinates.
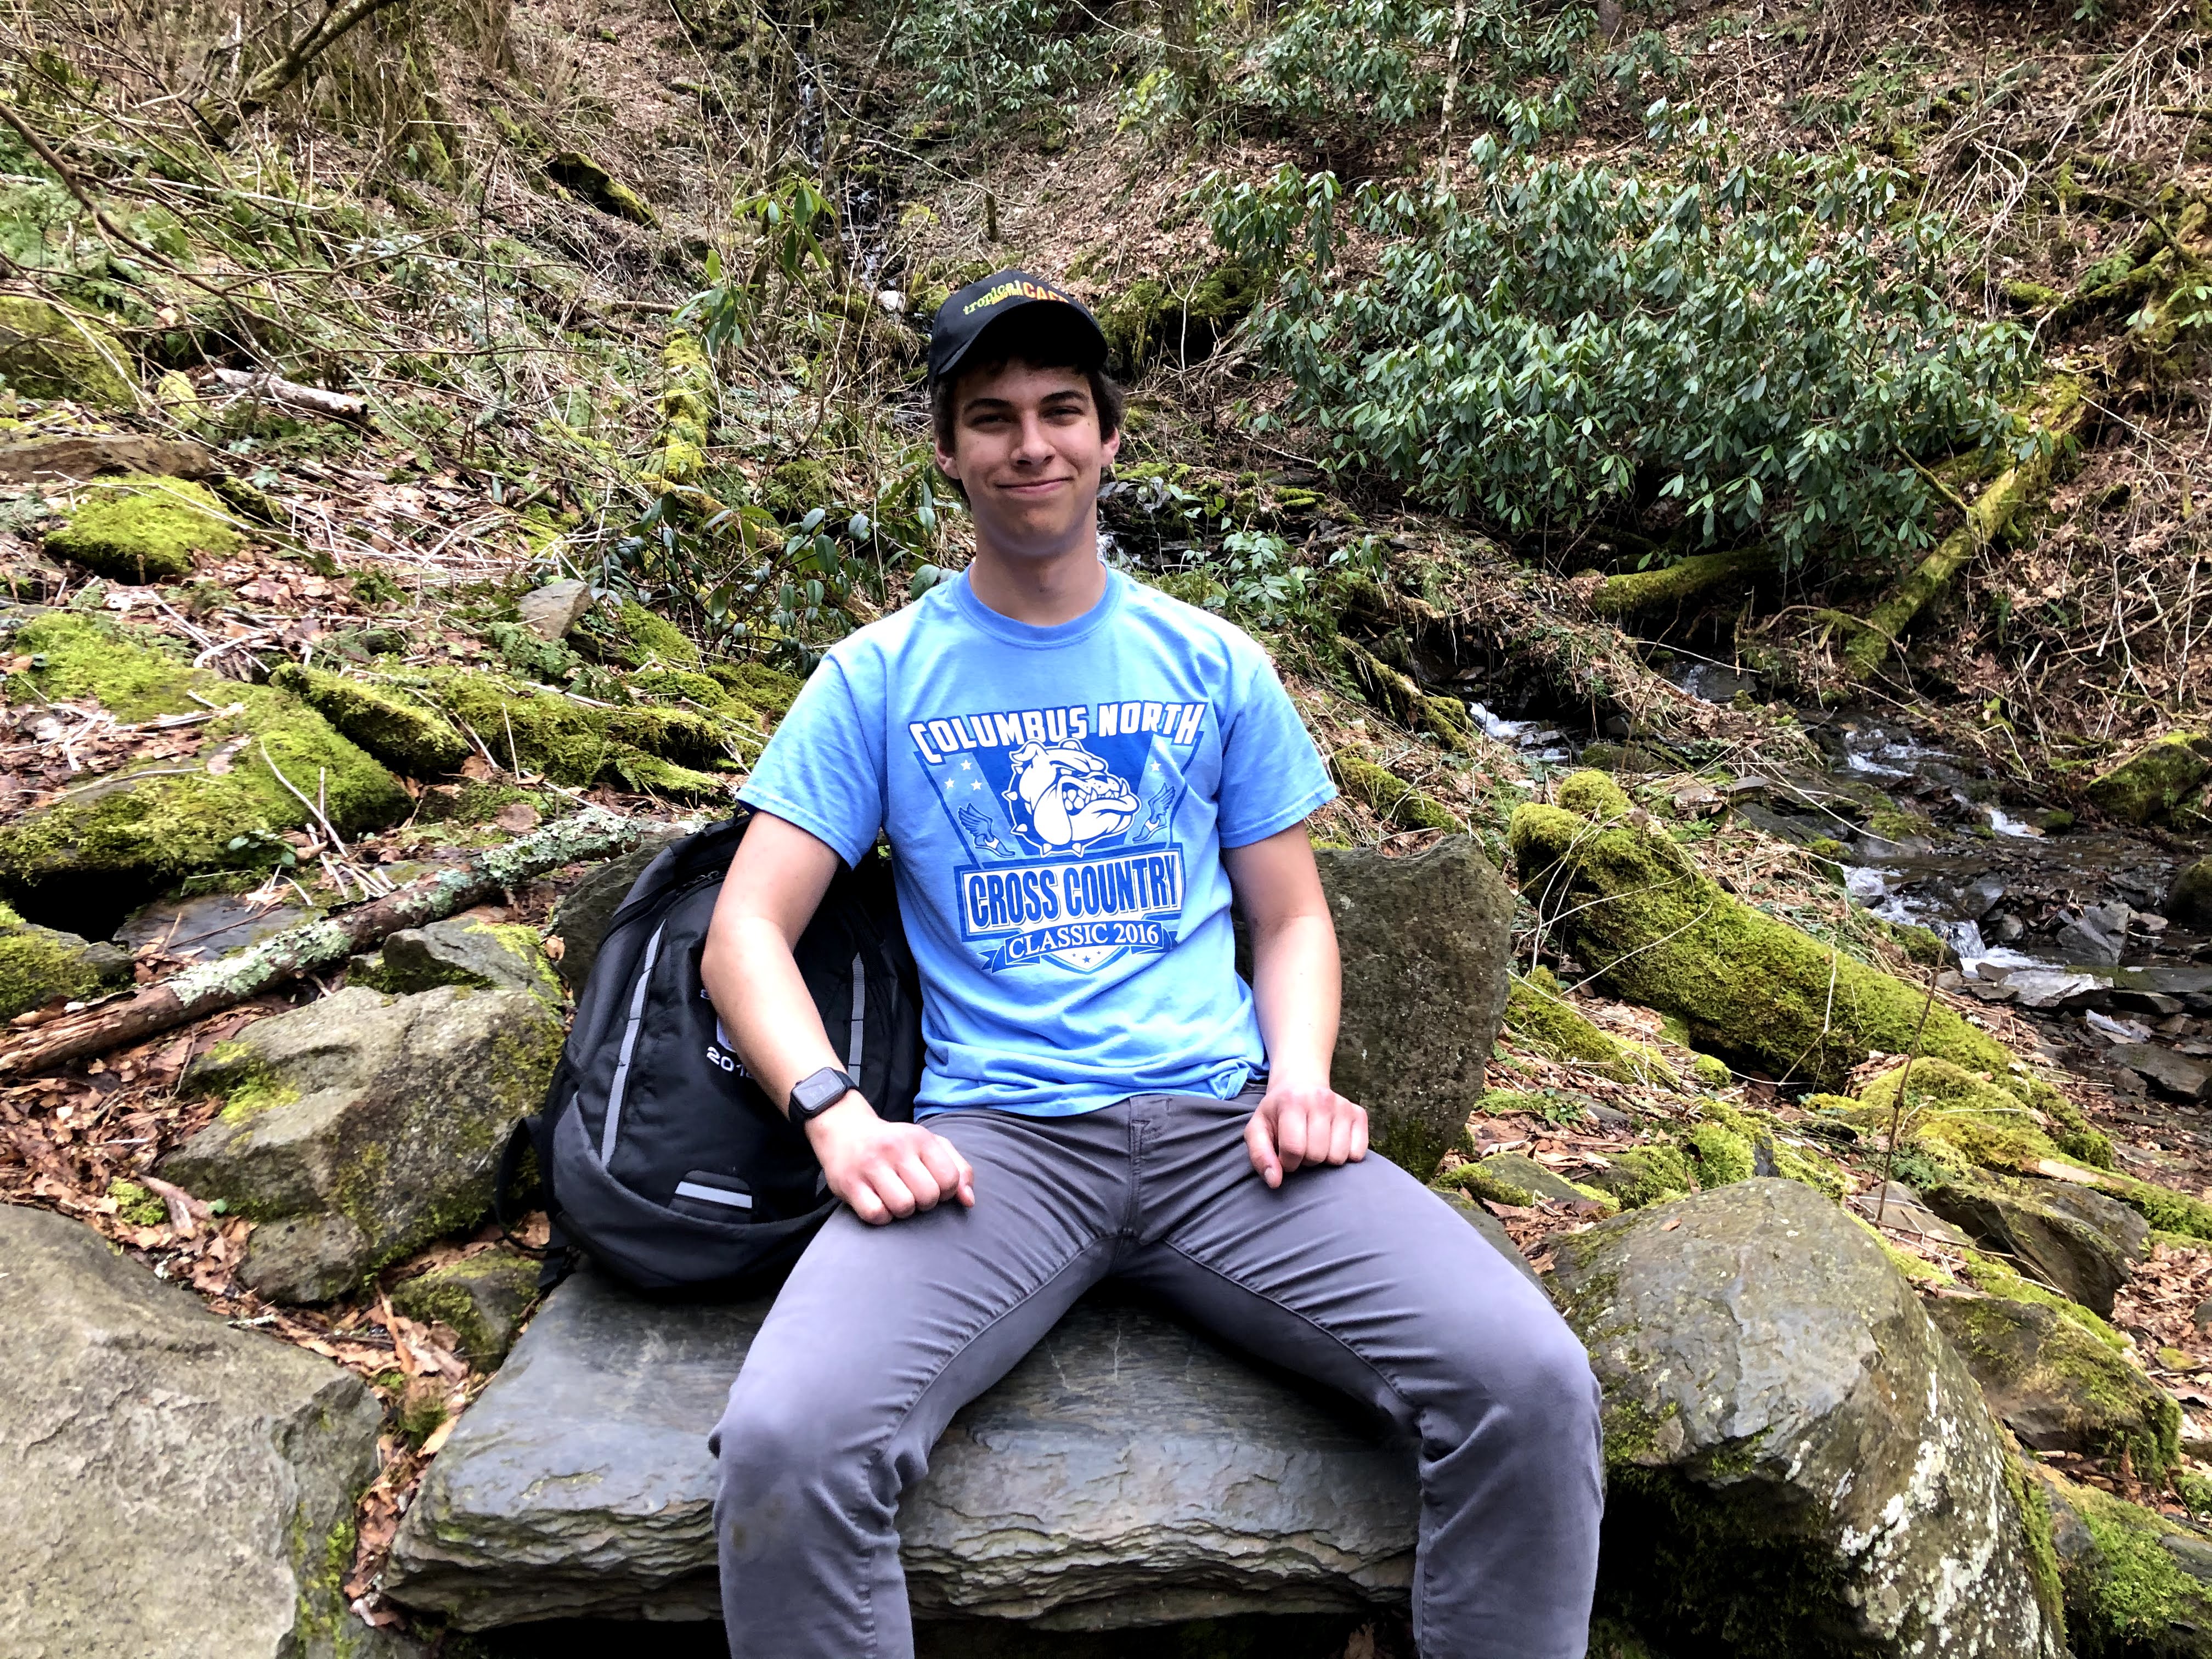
top-left (794, 1069), bottom-right (851, 1118)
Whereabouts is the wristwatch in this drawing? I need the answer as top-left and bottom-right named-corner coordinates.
top-left (787, 1066), bottom-right (859, 1124)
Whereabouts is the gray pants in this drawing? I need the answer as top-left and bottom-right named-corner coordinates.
top-left (710, 1090), bottom-right (1603, 1658)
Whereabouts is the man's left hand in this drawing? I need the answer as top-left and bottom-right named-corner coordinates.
top-left (1245, 1084), bottom-right (1368, 1189)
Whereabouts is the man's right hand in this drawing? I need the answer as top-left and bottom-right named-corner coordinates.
top-left (805, 1095), bottom-right (977, 1225)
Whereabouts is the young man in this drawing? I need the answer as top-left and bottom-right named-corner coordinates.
top-left (701, 270), bottom-right (1602, 1659)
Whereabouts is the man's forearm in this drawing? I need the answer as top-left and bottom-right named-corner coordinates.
top-left (1247, 911), bottom-right (1340, 1087)
top-left (701, 916), bottom-right (854, 1117)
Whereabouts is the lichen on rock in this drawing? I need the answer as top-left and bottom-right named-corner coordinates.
top-left (44, 473), bottom-right (241, 582)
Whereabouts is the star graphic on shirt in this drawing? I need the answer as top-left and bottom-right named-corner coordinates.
top-left (970, 780), bottom-right (983, 791)
top-left (960, 758), bottom-right (973, 771)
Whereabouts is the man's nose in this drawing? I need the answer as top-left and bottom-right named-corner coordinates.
top-left (1012, 413), bottom-right (1053, 463)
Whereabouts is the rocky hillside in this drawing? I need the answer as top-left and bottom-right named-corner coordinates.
top-left (1, 0), bottom-right (2210, 1651)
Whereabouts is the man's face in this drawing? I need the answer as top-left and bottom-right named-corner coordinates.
top-left (936, 358), bottom-right (1121, 561)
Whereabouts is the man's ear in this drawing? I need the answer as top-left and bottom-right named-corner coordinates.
top-left (1101, 425), bottom-right (1122, 468)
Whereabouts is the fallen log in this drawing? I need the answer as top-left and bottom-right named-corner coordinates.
top-left (1838, 377), bottom-right (2090, 679)
top-left (206, 367), bottom-right (369, 424)
top-left (0, 805), bottom-right (662, 1077)
top-left (1587, 544), bottom-right (1774, 618)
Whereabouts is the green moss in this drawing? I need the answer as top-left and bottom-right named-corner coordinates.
top-left (390, 1250), bottom-right (539, 1364)
top-left (1331, 751), bottom-right (1460, 831)
top-left (0, 614), bottom-right (407, 898)
top-left (393, 1386), bottom-right (448, 1449)
top-left (1435, 1160), bottom-right (1540, 1207)
top-left (761, 457), bottom-right (834, 518)
top-left (0, 900), bottom-right (106, 1018)
top-left (0, 294), bottom-right (135, 404)
top-left (544, 149), bottom-right (657, 225)
top-left (1503, 969), bottom-right (1675, 1086)
top-left (607, 747), bottom-right (731, 801)
top-left (2004, 1455), bottom-right (2068, 1639)
top-left (1097, 261), bottom-right (1260, 370)
top-left (652, 330), bottom-right (712, 484)
top-left (268, 663), bottom-right (469, 775)
top-left (1584, 1143), bottom-right (1695, 1209)
top-left (106, 1178), bottom-right (168, 1227)
top-left (1944, 1295), bottom-right (2179, 1480)
top-left (1510, 775), bottom-right (2021, 1089)
top-left (1850, 1058), bottom-right (2056, 1171)
top-left (617, 599), bottom-right (701, 668)
top-left (2058, 1474), bottom-right (2212, 1655)
top-left (707, 661), bottom-right (804, 721)
top-left (45, 475), bottom-right (240, 582)
top-left (1684, 1120), bottom-right (1756, 1186)
top-left (2086, 732), bottom-right (2212, 826)
top-left (1588, 546), bottom-right (1771, 618)
top-left (1865, 806), bottom-right (1936, 843)
top-left (1690, 1053), bottom-right (1732, 1089)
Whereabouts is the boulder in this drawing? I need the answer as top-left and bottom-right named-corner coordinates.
top-left (0, 431), bottom-right (215, 484)
top-left (391, 1248), bottom-right (541, 1367)
top-left (1311, 836), bottom-right (1514, 1174)
top-left (1442, 1150), bottom-right (1611, 1212)
top-left (517, 578), bottom-right (595, 640)
top-left (162, 984), bottom-right (564, 1301)
top-left (2109, 1042), bottom-right (2212, 1102)
top-left (2056, 901), bottom-right (2132, 967)
top-left (1549, 1178), bottom-right (2062, 1658)
top-left (44, 473), bottom-right (241, 582)
top-left (2168, 857), bottom-right (2212, 930)
top-left (547, 826), bottom-right (688, 986)
top-left (2087, 732), bottom-right (2212, 826)
top-left (0, 1204), bottom-right (407, 1657)
top-left (1921, 1173), bottom-right (2148, 1317)
top-left (354, 915), bottom-right (561, 1002)
top-left (0, 899), bottom-right (131, 1019)
top-left (2032, 1462), bottom-right (2212, 1657)
top-left (0, 295), bottom-right (136, 405)
top-left (1926, 1294), bottom-right (2179, 1476)
top-left (384, 1276), bottom-right (1421, 1632)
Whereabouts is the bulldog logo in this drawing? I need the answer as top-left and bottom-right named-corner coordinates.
top-left (1006, 740), bottom-right (1140, 851)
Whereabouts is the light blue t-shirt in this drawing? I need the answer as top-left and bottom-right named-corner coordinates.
top-left (737, 566), bottom-right (1336, 1117)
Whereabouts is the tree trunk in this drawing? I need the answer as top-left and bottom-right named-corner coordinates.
top-left (0, 806), bottom-right (663, 1076)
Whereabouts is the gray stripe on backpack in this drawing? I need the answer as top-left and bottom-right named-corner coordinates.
top-left (600, 922), bottom-right (666, 1165)
top-left (848, 954), bottom-right (866, 1071)
top-left (674, 1180), bottom-right (754, 1210)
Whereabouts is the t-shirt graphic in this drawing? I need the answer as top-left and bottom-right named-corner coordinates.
top-left (738, 567), bottom-right (1335, 1118)
top-left (915, 699), bottom-right (1197, 973)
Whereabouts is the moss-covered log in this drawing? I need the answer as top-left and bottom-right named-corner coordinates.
top-left (1588, 546), bottom-right (1774, 618)
top-left (1329, 751), bottom-right (1462, 831)
top-left (0, 806), bottom-right (663, 1076)
top-left (1841, 378), bottom-right (2089, 678)
top-left (1509, 771), bottom-right (2019, 1088)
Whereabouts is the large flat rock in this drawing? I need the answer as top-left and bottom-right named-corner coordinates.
top-left (0, 1203), bottom-right (402, 1658)
top-left (385, 1272), bottom-right (1418, 1632)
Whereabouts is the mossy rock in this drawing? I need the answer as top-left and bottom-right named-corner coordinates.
top-left (163, 984), bottom-right (565, 1302)
top-left (1926, 1294), bottom-right (2179, 1480)
top-left (760, 458), bottom-right (835, 519)
top-left (1435, 1150), bottom-right (1616, 1213)
top-left (1097, 261), bottom-right (1260, 372)
top-left (2034, 1462), bottom-right (2212, 1657)
top-left (268, 663), bottom-right (469, 776)
top-left (0, 613), bottom-right (408, 912)
top-left (1509, 770), bottom-right (2021, 1090)
top-left (615, 599), bottom-right (701, 669)
top-left (44, 475), bottom-right (240, 582)
top-left (424, 669), bottom-right (732, 801)
top-left (1329, 752), bottom-right (1460, 832)
top-left (0, 295), bottom-right (135, 405)
top-left (1579, 1143), bottom-right (1695, 1210)
top-left (391, 1248), bottom-right (540, 1367)
top-left (2086, 732), bottom-right (2212, 827)
top-left (1503, 969), bottom-right (1675, 1086)
top-left (354, 916), bottom-right (560, 1006)
top-left (543, 150), bottom-right (657, 225)
top-left (105, 1176), bottom-right (169, 1228)
top-left (706, 660), bottom-right (804, 721)
top-left (0, 899), bottom-right (131, 1019)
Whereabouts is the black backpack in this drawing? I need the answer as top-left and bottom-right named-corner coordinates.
top-left (501, 810), bottom-right (923, 1296)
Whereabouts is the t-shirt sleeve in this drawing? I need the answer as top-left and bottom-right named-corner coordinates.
top-left (735, 654), bottom-right (886, 867)
top-left (1216, 642), bottom-right (1336, 848)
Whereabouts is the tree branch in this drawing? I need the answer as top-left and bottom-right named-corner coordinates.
top-left (194, 0), bottom-right (418, 145)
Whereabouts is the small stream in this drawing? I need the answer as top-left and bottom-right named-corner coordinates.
top-left (1479, 667), bottom-right (2212, 1107)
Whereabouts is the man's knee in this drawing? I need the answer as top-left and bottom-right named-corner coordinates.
top-left (713, 1386), bottom-right (868, 1518)
top-left (1438, 1303), bottom-right (1602, 1453)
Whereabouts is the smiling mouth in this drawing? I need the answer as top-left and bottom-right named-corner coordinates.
top-left (996, 477), bottom-right (1074, 496)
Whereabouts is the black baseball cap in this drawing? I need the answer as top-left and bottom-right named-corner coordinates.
top-left (927, 270), bottom-right (1108, 387)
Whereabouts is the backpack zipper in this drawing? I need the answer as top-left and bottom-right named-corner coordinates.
top-left (600, 922), bottom-right (666, 1165)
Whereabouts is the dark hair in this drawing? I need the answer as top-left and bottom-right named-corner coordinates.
top-left (928, 309), bottom-right (1125, 468)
